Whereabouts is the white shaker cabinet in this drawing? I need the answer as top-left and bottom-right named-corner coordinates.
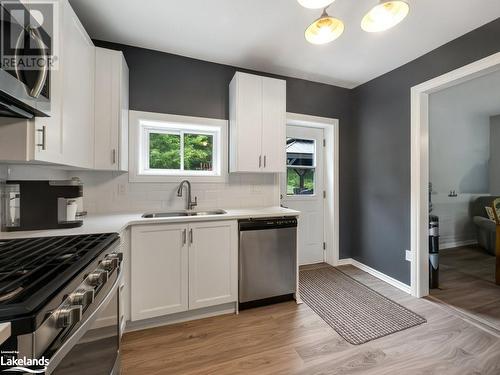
top-left (60, 0), bottom-right (95, 168)
top-left (130, 220), bottom-right (238, 322)
top-left (131, 224), bottom-right (189, 321)
top-left (188, 221), bottom-right (238, 310)
top-left (229, 72), bottom-right (286, 173)
top-left (94, 47), bottom-right (129, 171)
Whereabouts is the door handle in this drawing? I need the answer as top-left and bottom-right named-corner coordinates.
top-left (189, 228), bottom-right (193, 244)
top-left (259, 155), bottom-right (262, 168)
top-left (264, 155), bottom-right (267, 168)
top-left (112, 149), bottom-right (117, 164)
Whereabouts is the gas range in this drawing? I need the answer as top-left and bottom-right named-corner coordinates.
top-left (0, 233), bottom-right (122, 374)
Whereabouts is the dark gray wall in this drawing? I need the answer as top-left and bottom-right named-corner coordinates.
top-left (94, 40), bottom-right (355, 259)
top-left (352, 18), bottom-right (500, 284)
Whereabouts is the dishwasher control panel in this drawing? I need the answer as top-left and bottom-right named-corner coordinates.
top-left (239, 217), bottom-right (298, 231)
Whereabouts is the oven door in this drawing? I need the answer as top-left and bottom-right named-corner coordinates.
top-left (46, 271), bottom-right (122, 375)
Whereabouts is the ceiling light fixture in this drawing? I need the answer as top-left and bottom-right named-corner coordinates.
top-left (361, 0), bottom-right (410, 33)
top-left (305, 8), bottom-right (344, 45)
top-left (297, 0), bottom-right (335, 10)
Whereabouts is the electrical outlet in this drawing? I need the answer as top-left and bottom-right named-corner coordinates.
top-left (405, 250), bottom-right (412, 262)
top-left (117, 184), bottom-right (127, 196)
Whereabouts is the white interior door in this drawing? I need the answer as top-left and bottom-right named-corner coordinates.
top-left (281, 125), bottom-right (325, 265)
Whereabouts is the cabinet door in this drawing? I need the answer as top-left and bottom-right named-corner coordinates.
top-left (61, 3), bottom-right (95, 168)
top-left (261, 77), bottom-right (286, 173)
top-left (188, 221), bottom-right (238, 310)
top-left (119, 54), bottom-right (129, 171)
top-left (230, 72), bottom-right (262, 172)
top-left (94, 48), bottom-right (118, 170)
top-left (131, 224), bottom-right (188, 321)
top-left (94, 48), bottom-right (129, 171)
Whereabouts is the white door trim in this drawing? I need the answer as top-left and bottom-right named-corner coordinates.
top-left (286, 112), bottom-right (339, 267)
top-left (411, 52), bottom-right (500, 297)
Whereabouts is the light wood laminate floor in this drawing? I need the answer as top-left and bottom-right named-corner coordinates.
top-left (430, 246), bottom-right (500, 332)
top-left (122, 265), bottom-right (500, 375)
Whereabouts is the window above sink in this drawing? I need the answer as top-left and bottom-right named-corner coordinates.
top-left (129, 111), bottom-right (228, 183)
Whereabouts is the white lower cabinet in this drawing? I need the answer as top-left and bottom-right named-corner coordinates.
top-left (130, 220), bottom-right (237, 322)
top-left (188, 221), bottom-right (238, 309)
top-left (131, 224), bottom-right (188, 321)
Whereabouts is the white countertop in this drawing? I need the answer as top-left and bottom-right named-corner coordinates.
top-left (0, 207), bottom-right (300, 239)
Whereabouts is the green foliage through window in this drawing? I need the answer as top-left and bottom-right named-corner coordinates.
top-left (287, 168), bottom-right (314, 195)
top-left (149, 133), bottom-right (181, 169)
top-left (148, 131), bottom-right (214, 172)
top-left (184, 134), bottom-right (213, 171)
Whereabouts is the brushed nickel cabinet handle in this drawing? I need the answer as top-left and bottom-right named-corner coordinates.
top-left (264, 155), bottom-right (267, 168)
top-left (36, 126), bottom-right (46, 150)
top-left (182, 229), bottom-right (187, 245)
top-left (112, 149), bottom-right (117, 164)
top-left (189, 228), bottom-right (193, 244)
top-left (259, 155), bottom-right (262, 168)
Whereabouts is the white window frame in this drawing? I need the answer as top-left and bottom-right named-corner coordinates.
top-left (129, 111), bottom-right (228, 183)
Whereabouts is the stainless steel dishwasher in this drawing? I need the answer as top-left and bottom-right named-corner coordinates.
top-left (239, 217), bottom-right (297, 309)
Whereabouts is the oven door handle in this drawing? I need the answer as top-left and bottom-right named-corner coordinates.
top-left (45, 269), bottom-right (123, 375)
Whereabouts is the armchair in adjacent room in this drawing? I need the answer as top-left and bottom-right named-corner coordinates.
top-left (471, 196), bottom-right (500, 256)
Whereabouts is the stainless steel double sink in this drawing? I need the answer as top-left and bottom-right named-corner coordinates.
top-left (142, 209), bottom-right (227, 219)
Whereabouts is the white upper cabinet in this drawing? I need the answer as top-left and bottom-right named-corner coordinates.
top-left (0, 0), bottom-right (94, 168)
top-left (229, 72), bottom-right (286, 173)
top-left (60, 1), bottom-right (95, 168)
top-left (94, 47), bottom-right (129, 171)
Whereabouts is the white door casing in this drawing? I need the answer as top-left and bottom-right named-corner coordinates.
top-left (411, 52), bottom-right (500, 297)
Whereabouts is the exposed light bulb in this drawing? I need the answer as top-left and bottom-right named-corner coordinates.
top-left (305, 11), bottom-right (344, 45)
top-left (361, 0), bottom-right (409, 32)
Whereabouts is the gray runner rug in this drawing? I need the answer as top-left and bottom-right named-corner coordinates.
top-left (299, 266), bottom-right (426, 345)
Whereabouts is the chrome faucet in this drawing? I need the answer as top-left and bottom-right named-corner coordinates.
top-left (177, 180), bottom-right (197, 210)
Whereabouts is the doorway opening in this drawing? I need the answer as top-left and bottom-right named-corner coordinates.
top-left (283, 113), bottom-right (339, 266)
top-left (426, 68), bottom-right (500, 331)
top-left (411, 53), bottom-right (500, 331)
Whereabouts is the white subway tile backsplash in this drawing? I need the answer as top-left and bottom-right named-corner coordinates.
top-left (0, 164), bottom-right (279, 214)
top-left (76, 170), bottom-right (279, 214)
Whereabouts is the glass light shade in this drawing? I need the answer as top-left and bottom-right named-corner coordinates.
top-left (305, 15), bottom-right (344, 45)
top-left (297, 0), bottom-right (335, 9)
top-left (361, 0), bottom-right (409, 32)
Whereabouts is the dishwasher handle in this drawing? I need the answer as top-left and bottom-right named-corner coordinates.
top-left (239, 217), bottom-right (297, 231)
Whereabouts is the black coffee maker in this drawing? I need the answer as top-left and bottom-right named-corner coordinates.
top-left (1, 178), bottom-right (85, 231)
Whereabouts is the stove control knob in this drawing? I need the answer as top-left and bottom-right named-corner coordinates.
top-left (55, 305), bottom-right (82, 328)
top-left (68, 288), bottom-right (94, 307)
top-left (109, 252), bottom-right (123, 262)
top-left (86, 270), bottom-right (108, 287)
top-left (100, 258), bottom-right (118, 272)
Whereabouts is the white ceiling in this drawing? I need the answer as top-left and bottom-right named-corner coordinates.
top-left (70, 0), bottom-right (500, 88)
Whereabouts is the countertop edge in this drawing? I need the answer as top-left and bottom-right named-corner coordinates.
top-left (0, 207), bottom-right (300, 239)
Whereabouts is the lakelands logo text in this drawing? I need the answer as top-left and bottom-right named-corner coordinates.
top-left (1, 355), bottom-right (49, 373)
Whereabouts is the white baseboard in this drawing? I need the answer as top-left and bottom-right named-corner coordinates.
top-left (440, 239), bottom-right (477, 250)
top-left (335, 258), bottom-right (412, 295)
top-left (125, 303), bottom-right (236, 333)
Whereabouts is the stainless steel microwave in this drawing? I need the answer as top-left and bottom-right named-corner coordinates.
top-left (0, 0), bottom-right (50, 118)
